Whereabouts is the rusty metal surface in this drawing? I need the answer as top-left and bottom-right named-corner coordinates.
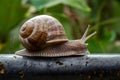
top-left (0, 54), bottom-right (120, 80)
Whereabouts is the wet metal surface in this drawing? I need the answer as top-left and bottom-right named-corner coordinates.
top-left (0, 54), bottom-right (120, 80)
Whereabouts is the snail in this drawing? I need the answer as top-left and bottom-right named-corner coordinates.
top-left (15, 15), bottom-right (96, 57)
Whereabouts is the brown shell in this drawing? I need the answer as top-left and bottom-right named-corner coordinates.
top-left (16, 15), bottom-right (96, 57)
top-left (19, 15), bottom-right (68, 51)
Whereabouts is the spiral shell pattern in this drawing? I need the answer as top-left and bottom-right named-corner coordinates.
top-left (19, 15), bottom-right (68, 51)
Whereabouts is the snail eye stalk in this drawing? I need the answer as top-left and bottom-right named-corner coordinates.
top-left (80, 25), bottom-right (96, 43)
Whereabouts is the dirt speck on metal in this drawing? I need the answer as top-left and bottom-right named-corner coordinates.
top-left (0, 62), bottom-right (5, 74)
top-left (56, 60), bottom-right (63, 65)
top-left (117, 70), bottom-right (120, 77)
top-left (86, 61), bottom-right (89, 66)
top-left (93, 70), bottom-right (96, 75)
top-left (99, 70), bottom-right (104, 77)
top-left (87, 75), bottom-right (92, 80)
top-left (19, 70), bottom-right (24, 78)
top-left (85, 57), bottom-right (89, 66)
top-left (13, 56), bottom-right (17, 58)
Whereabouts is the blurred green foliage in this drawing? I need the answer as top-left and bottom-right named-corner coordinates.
top-left (0, 0), bottom-right (120, 53)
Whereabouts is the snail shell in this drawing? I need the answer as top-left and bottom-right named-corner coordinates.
top-left (19, 15), bottom-right (68, 51)
top-left (15, 15), bottom-right (96, 57)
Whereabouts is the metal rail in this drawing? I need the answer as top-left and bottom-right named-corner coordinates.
top-left (0, 54), bottom-right (120, 80)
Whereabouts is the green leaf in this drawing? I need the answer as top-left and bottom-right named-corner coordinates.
top-left (30, 0), bottom-right (49, 10)
top-left (0, 26), bottom-right (22, 53)
top-left (87, 39), bottom-right (104, 53)
top-left (111, 0), bottom-right (120, 33)
top-left (30, 0), bottom-right (91, 12)
top-left (62, 0), bottom-right (91, 12)
top-left (0, 0), bottom-right (28, 42)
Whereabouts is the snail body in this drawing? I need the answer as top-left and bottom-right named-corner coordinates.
top-left (15, 15), bottom-right (96, 57)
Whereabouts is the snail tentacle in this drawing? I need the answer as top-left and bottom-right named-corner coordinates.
top-left (15, 15), bottom-right (96, 57)
top-left (80, 25), bottom-right (96, 43)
